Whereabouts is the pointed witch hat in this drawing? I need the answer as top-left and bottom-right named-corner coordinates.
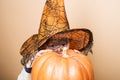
top-left (20, 0), bottom-right (93, 65)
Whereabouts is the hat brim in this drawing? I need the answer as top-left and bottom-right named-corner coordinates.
top-left (20, 28), bottom-right (93, 56)
top-left (48, 28), bottom-right (93, 51)
top-left (20, 28), bottom-right (93, 65)
top-left (20, 34), bottom-right (39, 56)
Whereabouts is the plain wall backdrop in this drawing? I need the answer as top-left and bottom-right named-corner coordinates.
top-left (0, 0), bottom-right (120, 80)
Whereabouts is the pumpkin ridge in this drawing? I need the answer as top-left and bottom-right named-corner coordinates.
top-left (38, 53), bottom-right (57, 79)
top-left (72, 56), bottom-right (89, 80)
top-left (72, 56), bottom-right (94, 80)
top-left (32, 52), bottom-right (56, 80)
top-left (67, 57), bottom-right (83, 80)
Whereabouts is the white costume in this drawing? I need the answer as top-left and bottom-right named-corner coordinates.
top-left (17, 68), bottom-right (31, 80)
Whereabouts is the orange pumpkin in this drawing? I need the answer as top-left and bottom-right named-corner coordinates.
top-left (31, 49), bottom-right (94, 80)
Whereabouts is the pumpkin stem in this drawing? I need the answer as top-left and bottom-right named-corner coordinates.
top-left (62, 47), bottom-right (69, 57)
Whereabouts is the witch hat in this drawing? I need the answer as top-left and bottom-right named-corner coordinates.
top-left (20, 0), bottom-right (93, 65)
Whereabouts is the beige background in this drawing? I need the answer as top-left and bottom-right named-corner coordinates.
top-left (0, 0), bottom-right (120, 80)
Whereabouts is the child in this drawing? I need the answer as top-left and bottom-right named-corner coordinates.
top-left (17, 49), bottom-right (52, 80)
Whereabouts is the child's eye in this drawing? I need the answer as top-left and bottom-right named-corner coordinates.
top-left (62, 43), bottom-right (65, 46)
top-left (49, 44), bottom-right (55, 47)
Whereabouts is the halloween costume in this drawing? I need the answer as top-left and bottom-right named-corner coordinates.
top-left (18, 0), bottom-right (93, 79)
